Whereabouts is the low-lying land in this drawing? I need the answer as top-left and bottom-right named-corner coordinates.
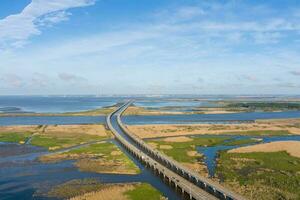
top-left (225, 102), bottom-right (300, 112)
top-left (217, 145), bottom-right (300, 200)
top-left (146, 136), bottom-right (236, 176)
top-left (40, 141), bottom-right (140, 174)
top-left (127, 118), bottom-right (300, 138)
top-left (0, 125), bottom-right (110, 150)
top-left (229, 141), bottom-right (300, 158)
top-left (47, 179), bottom-right (165, 200)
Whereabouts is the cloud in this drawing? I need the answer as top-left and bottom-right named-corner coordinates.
top-left (0, 74), bottom-right (23, 88)
top-left (290, 70), bottom-right (300, 76)
top-left (58, 73), bottom-right (87, 82)
top-left (0, 0), bottom-right (96, 48)
top-left (31, 72), bottom-right (50, 87)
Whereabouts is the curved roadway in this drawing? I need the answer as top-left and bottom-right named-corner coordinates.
top-left (107, 101), bottom-right (245, 200)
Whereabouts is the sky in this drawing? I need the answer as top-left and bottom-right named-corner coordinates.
top-left (0, 0), bottom-right (300, 95)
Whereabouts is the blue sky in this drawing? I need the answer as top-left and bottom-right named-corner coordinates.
top-left (0, 0), bottom-right (300, 95)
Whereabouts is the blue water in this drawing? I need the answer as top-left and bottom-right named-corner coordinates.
top-left (0, 96), bottom-right (126, 113)
top-left (0, 116), bottom-right (105, 126)
top-left (196, 135), bottom-right (300, 177)
top-left (1, 111), bottom-right (300, 126)
top-left (123, 111), bottom-right (300, 125)
top-left (0, 140), bottom-right (181, 200)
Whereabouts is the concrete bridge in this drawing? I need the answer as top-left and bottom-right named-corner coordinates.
top-left (106, 101), bottom-right (246, 200)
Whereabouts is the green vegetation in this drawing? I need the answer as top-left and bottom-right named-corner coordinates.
top-left (31, 134), bottom-right (106, 150)
top-left (41, 142), bottom-right (140, 174)
top-left (0, 132), bottom-right (32, 143)
top-left (217, 151), bottom-right (300, 200)
top-left (226, 102), bottom-right (300, 111)
top-left (221, 138), bottom-right (261, 146)
top-left (70, 142), bottom-right (139, 174)
top-left (125, 183), bottom-right (164, 200)
top-left (48, 179), bottom-right (102, 199)
top-left (148, 136), bottom-right (230, 163)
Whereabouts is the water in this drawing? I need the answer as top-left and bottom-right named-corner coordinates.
top-left (196, 135), bottom-right (300, 177)
top-left (123, 111), bottom-right (300, 125)
top-left (1, 111), bottom-right (300, 126)
top-left (0, 96), bottom-right (125, 114)
top-left (0, 116), bottom-right (105, 126)
top-left (135, 100), bottom-right (218, 109)
top-left (0, 139), bottom-right (181, 200)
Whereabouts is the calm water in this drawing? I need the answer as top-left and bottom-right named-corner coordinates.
top-left (0, 140), bottom-right (181, 200)
top-left (0, 116), bottom-right (105, 126)
top-left (196, 135), bottom-right (300, 177)
top-left (1, 111), bottom-right (300, 126)
top-left (123, 111), bottom-right (300, 125)
top-left (0, 96), bottom-right (126, 114)
top-left (0, 96), bottom-right (217, 114)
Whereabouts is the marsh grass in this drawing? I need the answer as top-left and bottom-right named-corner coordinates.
top-left (217, 151), bottom-right (300, 199)
top-left (147, 136), bottom-right (230, 163)
top-left (125, 183), bottom-right (165, 200)
top-left (48, 179), bottom-right (103, 199)
top-left (0, 132), bottom-right (32, 143)
top-left (31, 132), bottom-right (106, 150)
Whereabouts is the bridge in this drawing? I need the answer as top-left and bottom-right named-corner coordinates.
top-left (106, 101), bottom-right (246, 200)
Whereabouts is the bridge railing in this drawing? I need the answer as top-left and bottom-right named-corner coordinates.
top-left (116, 101), bottom-right (246, 200)
top-left (106, 102), bottom-right (218, 200)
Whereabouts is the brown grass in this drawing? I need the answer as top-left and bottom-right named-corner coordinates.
top-left (70, 184), bottom-right (133, 200)
top-left (44, 125), bottom-right (108, 137)
top-left (159, 145), bottom-right (173, 149)
top-left (229, 141), bottom-right (300, 158)
top-left (0, 125), bottom-right (39, 133)
top-left (163, 136), bottom-right (193, 143)
top-left (127, 118), bottom-right (300, 138)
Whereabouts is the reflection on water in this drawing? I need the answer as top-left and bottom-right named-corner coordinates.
top-left (196, 135), bottom-right (300, 177)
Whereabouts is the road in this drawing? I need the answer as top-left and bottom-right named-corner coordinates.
top-left (107, 101), bottom-right (245, 200)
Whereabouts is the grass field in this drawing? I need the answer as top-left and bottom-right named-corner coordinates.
top-left (148, 136), bottom-right (230, 163)
top-left (0, 131), bottom-right (32, 143)
top-left (217, 151), bottom-right (300, 200)
top-left (125, 183), bottom-right (164, 200)
top-left (221, 138), bottom-right (261, 146)
top-left (0, 125), bottom-right (110, 150)
top-left (30, 133), bottom-right (106, 150)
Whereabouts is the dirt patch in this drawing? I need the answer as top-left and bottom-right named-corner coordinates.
top-left (182, 163), bottom-right (208, 177)
top-left (187, 151), bottom-right (198, 157)
top-left (159, 145), bottom-right (173, 150)
top-left (163, 136), bottom-right (193, 143)
top-left (229, 141), bottom-right (300, 158)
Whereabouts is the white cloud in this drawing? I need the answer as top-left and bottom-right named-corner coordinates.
top-left (0, 0), bottom-right (96, 48)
